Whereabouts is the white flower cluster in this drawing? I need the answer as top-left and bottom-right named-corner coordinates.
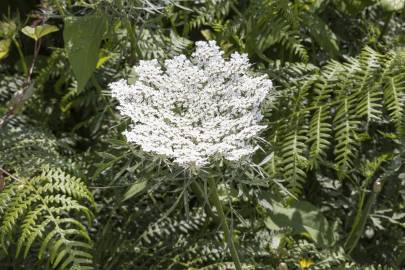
top-left (110, 41), bottom-right (272, 167)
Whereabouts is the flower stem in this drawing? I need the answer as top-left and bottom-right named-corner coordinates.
top-left (208, 177), bottom-right (242, 270)
top-left (190, 180), bottom-right (219, 223)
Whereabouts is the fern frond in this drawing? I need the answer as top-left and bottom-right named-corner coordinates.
top-left (135, 28), bottom-right (191, 60)
top-left (352, 47), bottom-right (384, 123)
top-left (308, 105), bottom-right (332, 166)
top-left (333, 97), bottom-right (360, 175)
top-left (383, 51), bottom-right (405, 136)
top-left (355, 87), bottom-right (383, 123)
top-left (186, 0), bottom-right (236, 31)
top-left (0, 166), bottom-right (94, 270)
top-left (329, 48), bottom-right (384, 174)
top-left (0, 125), bottom-right (79, 176)
top-left (281, 127), bottom-right (308, 195)
top-left (307, 68), bottom-right (336, 166)
top-left (385, 77), bottom-right (405, 134)
top-left (279, 32), bottom-right (309, 62)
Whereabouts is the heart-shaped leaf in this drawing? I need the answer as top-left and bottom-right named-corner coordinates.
top-left (21, 24), bottom-right (59, 41)
top-left (63, 15), bottom-right (106, 92)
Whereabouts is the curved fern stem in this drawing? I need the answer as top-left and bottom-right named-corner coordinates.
top-left (208, 177), bottom-right (242, 270)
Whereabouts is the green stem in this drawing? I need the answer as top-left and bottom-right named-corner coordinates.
top-left (397, 248), bottom-right (405, 268)
top-left (190, 180), bottom-right (220, 223)
top-left (90, 75), bottom-right (119, 121)
top-left (12, 38), bottom-right (28, 76)
top-left (344, 186), bottom-right (378, 254)
top-left (208, 177), bottom-right (242, 270)
top-left (54, 0), bottom-right (66, 16)
top-left (123, 18), bottom-right (141, 63)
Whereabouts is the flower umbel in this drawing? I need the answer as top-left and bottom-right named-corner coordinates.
top-left (110, 41), bottom-right (272, 167)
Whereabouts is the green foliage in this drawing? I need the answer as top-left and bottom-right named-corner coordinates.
top-left (21, 24), bottom-right (59, 41)
top-left (0, 166), bottom-right (94, 270)
top-left (264, 200), bottom-right (335, 247)
top-left (380, 0), bottom-right (405, 11)
top-left (0, 39), bottom-right (11, 59)
top-left (64, 15), bottom-right (106, 92)
top-left (0, 123), bottom-right (95, 270)
top-left (265, 47), bottom-right (405, 193)
top-left (1, 0), bottom-right (405, 269)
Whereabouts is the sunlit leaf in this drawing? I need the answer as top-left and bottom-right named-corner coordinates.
top-left (122, 180), bottom-right (148, 202)
top-left (21, 24), bottom-right (59, 41)
top-left (380, 0), bottom-right (405, 11)
top-left (299, 258), bottom-right (314, 269)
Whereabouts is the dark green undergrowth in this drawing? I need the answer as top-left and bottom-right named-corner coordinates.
top-left (0, 1), bottom-right (404, 269)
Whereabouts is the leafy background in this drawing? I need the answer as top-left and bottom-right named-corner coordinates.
top-left (0, 0), bottom-right (405, 269)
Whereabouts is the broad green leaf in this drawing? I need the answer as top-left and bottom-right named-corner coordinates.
top-left (21, 24), bottom-right (59, 41)
top-left (264, 200), bottom-right (335, 247)
top-left (380, 0), bottom-right (405, 11)
top-left (0, 39), bottom-right (11, 60)
top-left (122, 180), bottom-right (148, 202)
top-left (64, 15), bottom-right (106, 92)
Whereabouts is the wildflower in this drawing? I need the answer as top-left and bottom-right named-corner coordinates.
top-left (110, 41), bottom-right (272, 168)
top-left (299, 258), bottom-right (314, 269)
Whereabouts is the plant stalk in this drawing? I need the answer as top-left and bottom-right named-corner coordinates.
top-left (190, 180), bottom-right (220, 223)
top-left (208, 177), bottom-right (242, 270)
top-left (344, 181), bottom-right (380, 254)
top-left (12, 37), bottom-right (28, 76)
top-left (0, 38), bottom-right (41, 129)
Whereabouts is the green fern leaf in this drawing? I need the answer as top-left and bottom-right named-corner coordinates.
top-left (308, 105), bottom-right (332, 166)
top-left (0, 166), bottom-right (94, 270)
top-left (333, 97), bottom-right (360, 175)
top-left (384, 75), bottom-right (405, 135)
top-left (280, 125), bottom-right (309, 195)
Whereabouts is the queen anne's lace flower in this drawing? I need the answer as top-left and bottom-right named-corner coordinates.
top-left (110, 41), bottom-right (272, 167)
